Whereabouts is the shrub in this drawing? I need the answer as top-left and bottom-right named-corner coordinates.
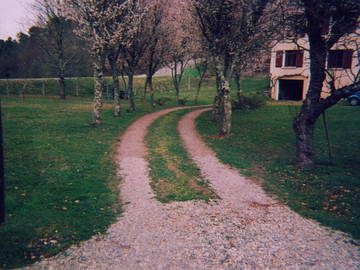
top-left (232, 93), bottom-right (267, 110)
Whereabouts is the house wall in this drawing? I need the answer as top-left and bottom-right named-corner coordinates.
top-left (269, 34), bottom-right (359, 100)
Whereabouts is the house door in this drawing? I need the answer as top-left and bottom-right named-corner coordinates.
top-left (278, 79), bottom-right (303, 101)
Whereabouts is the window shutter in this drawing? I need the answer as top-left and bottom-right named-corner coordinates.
top-left (328, 51), bottom-right (336, 68)
top-left (296, 51), bottom-right (304, 67)
top-left (276, 51), bottom-right (283, 67)
top-left (343, 50), bottom-right (353, 68)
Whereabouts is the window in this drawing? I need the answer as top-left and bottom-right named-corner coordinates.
top-left (285, 50), bottom-right (303, 67)
top-left (328, 50), bottom-right (353, 69)
top-left (275, 50), bottom-right (303, 68)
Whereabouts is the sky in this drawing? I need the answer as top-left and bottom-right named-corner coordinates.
top-left (0, 0), bottom-right (35, 40)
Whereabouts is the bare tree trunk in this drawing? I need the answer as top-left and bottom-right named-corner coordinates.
top-left (217, 72), bottom-right (232, 136)
top-left (143, 76), bottom-right (149, 100)
top-left (170, 60), bottom-right (186, 105)
top-left (171, 62), bottom-right (180, 104)
top-left (59, 70), bottom-right (66, 100)
top-left (92, 54), bottom-right (105, 125)
top-left (128, 73), bottom-right (136, 112)
top-left (212, 73), bottom-right (221, 122)
top-left (148, 76), bottom-right (155, 106)
top-left (145, 75), bottom-right (153, 103)
top-left (108, 55), bottom-right (121, 117)
top-left (214, 57), bottom-right (232, 136)
top-left (121, 73), bottom-right (128, 91)
top-left (175, 80), bottom-right (180, 104)
top-left (58, 37), bottom-right (66, 99)
top-left (195, 63), bottom-right (208, 105)
top-left (234, 71), bottom-right (241, 102)
top-left (195, 79), bottom-right (202, 105)
top-left (293, 44), bottom-right (326, 169)
top-left (293, 114), bottom-right (316, 169)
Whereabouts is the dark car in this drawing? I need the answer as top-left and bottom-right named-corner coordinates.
top-left (348, 91), bottom-right (360, 106)
top-left (120, 90), bottom-right (129, 99)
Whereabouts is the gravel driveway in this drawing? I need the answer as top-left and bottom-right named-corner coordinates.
top-left (24, 107), bottom-right (359, 270)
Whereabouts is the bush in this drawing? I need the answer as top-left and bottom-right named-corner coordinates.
top-left (232, 93), bottom-right (267, 110)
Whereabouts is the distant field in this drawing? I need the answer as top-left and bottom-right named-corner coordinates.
top-left (0, 72), bottom-right (270, 105)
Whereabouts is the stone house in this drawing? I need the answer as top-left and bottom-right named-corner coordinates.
top-left (269, 32), bottom-right (359, 101)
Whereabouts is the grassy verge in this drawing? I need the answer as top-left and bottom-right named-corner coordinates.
top-left (196, 103), bottom-right (360, 240)
top-left (146, 109), bottom-right (217, 203)
top-left (0, 96), bottom-right (172, 269)
top-left (0, 76), bottom-right (269, 106)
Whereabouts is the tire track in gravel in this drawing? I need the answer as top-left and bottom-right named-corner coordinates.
top-left (25, 107), bottom-right (359, 270)
top-left (177, 108), bottom-right (359, 269)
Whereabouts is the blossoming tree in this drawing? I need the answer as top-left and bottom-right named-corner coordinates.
top-left (63, 0), bottom-right (142, 124)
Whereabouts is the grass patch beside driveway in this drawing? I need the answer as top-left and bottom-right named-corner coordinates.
top-left (196, 104), bottom-right (360, 240)
top-left (146, 109), bottom-right (217, 203)
top-left (0, 97), bottom-right (170, 269)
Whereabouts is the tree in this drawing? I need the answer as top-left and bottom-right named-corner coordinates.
top-left (0, 38), bottom-right (19, 79)
top-left (140, 0), bottom-right (169, 105)
top-left (118, 1), bottom-right (148, 112)
top-left (0, 31), bottom-right (92, 79)
top-left (16, 29), bottom-right (45, 78)
top-left (167, 44), bottom-right (191, 105)
top-left (193, 54), bottom-right (209, 104)
top-left (288, 0), bottom-right (360, 169)
top-left (166, 0), bottom-right (194, 105)
top-left (106, 1), bottom-right (147, 117)
top-left (32, 0), bottom-right (76, 99)
top-left (63, 0), bottom-right (142, 124)
top-left (192, 0), bottom-right (279, 136)
top-left (107, 45), bottom-right (122, 117)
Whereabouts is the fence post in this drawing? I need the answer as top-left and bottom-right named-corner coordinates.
top-left (6, 80), bottom-right (10, 96)
top-left (76, 78), bottom-right (79, 96)
top-left (20, 83), bottom-right (26, 102)
top-left (42, 81), bottom-right (46, 96)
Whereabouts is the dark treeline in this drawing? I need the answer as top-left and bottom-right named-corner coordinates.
top-left (0, 21), bottom-right (93, 79)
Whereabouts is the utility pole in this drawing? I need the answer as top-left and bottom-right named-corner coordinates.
top-left (0, 97), bottom-right (4, 225)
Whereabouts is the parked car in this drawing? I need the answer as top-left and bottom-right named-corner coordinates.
top-left (348, 91), bottom-right (360, 106)
top-left (120, 90), bottom-right (129, 99)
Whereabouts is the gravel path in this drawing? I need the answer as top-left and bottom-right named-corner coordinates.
top-left (25, 108), bottom-right (359, 270)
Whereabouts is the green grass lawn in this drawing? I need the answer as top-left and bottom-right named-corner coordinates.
top-left (0, 96), bottom-right (178, 269)
top-left (0, 75), bottom-right (270, 268)
top-left (146, 109), bottom-right (217, 203)
top-left (196, 103), bottom-right (360, 240)
top-left (0, 74), bottom-right (269, 106)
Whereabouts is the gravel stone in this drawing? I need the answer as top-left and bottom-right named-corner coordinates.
top-left (23, 108), bottom-right (359, 270)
